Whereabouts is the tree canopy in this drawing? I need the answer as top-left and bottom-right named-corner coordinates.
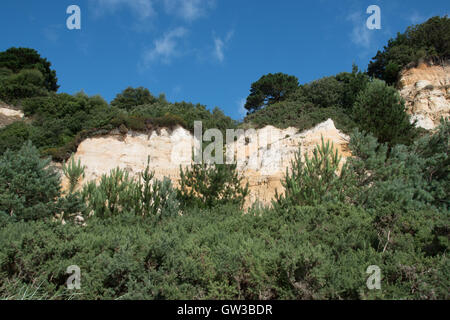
top-left (244, 72), bottom-right (299, 113)
top-left (368, 15), bottom-right (450, 85)
top-left (111, 86), bottom-right (158, 111)
top-left (0, 47), bottom-right (59, 92)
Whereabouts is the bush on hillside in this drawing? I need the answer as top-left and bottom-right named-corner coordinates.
top-left (81, 165), bottom-right (180, 220)
top-left (352, 79), bottom-right (416, 146)
top-left (178, 161), bottom-right (249, 210)
top-left (0, 69), bottom-right (48, 103)
top-left (347, 119), bottom-right (449, 211)
top-left (0, 47), bottom-right (59, 92)
top-left (111, 87), bottom-right (158, 111)
top-left (244, 73), bottom-right (299, 113)
top-left (0, 141), bottom-right (61, 221)
top-left (275, 137), bottom-right (354, 207)
top-left (368, 16), bottom-right (450, 85)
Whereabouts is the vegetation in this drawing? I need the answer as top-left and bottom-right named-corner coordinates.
top-left (178, 162), bottom-right (249, 210)
top-left (244, 65), bottom-right (367, 135)
top-left (275, 137), bottom-right (354, 207)
top-left (0, 47), bottom-right (58, 103)
top-left (0, 17), bottom-right (449, 300)
top-left (0, 141), bottom-right (61, 222)
top-left (368, 16), bottom-right (450, 85)
top-left (111, 87), bottom-right (158, 111)
top-left (62, 155), bottom-right (86, 194)
top-left (352, 79), bottom-right (416, 146)
top-left (244, 73), bottom-right (299, 114)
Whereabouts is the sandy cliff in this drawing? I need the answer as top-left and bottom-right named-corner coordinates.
top-left (62, 119), bottom-right (350, 207)
top-left (399, 61), bottom-right (450, 129)
top-left (0, 104), bottom-right (24, 128)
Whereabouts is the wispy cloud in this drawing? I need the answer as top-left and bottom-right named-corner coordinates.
top-left (141, 27), bottom-right (188, 66)
top-left (347, 11), bottom-right (372, 48)
top-left (43, 24), bottom-right (63, 43)
top-left (162, 0), bottom-right (215, 21)
top-left (213, 30), bottom-right (233, 62)
top-left (92, 0), bottom-right (156, 19)
top-left (238, 98), bottom-right (247, 119)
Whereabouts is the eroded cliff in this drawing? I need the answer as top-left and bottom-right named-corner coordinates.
top-left (399, 61), bottom-right (450, 129)
top-left (61, 119), bottom-right (350, 207)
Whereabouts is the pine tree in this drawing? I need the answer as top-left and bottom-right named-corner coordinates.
top-left (0, 141), bottom-right (61, 221)
top-left (178, 162), bottom-right (249, 209)
top-left (275, 137), bottom-right (354, 207)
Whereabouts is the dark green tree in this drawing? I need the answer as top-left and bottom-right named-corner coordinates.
top-left (244, 73), bottom-right (299, 113)
top-left (368, 16), bottom-right (450, 85)
top-left (352, 79), bottom-right (416, 146)
top-left (0, 47), bottom-right (59, 91)
top-left (178, 162), bottom-right (249, 210)
top-left (275, 137), bottom-right (354, 207)
top-left (0, 141), bottom-right (61, 221)
top-left (111, 87), bottom-right (158, 111)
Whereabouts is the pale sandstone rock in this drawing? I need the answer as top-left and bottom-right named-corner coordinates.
top-left (399, 62), bottom-right (450, 129)
top-left (61, 120), bottom-right (350, 208)
top-left (0, 106), bottom-right (24, 128)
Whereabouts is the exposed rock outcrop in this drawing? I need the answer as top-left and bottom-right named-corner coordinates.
top-left (0, 104), bottom-right (24, 128)
top-left (399, 61), bottom-right (450, 129)
top-left (61, 119), bottom-right (350, 207)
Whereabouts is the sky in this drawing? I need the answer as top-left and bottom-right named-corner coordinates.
top-left (0, 0), bottom-right (448, 120)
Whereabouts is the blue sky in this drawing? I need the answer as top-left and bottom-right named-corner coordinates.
top-left (0, 0), bottom-right (448, 120)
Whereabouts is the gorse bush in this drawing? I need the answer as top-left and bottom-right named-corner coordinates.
top-left (0, 202), bottom-right (447, 300)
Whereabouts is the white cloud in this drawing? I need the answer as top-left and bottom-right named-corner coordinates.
top-left (43, 24), bottom-right (62, 42)
top-left (238, 98), bottom-right (247, 118)
top-left (213, 30), bottom-right (233, 62)
top-left (92, 0), bottom-right (156, 19)
top-left (162, 0), bottom-right (215, 21)
top-left (347, 11), bottom-right (372, 48)
top-left (142, 27), bottom-right (188, 66)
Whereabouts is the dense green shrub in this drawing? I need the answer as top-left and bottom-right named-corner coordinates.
top-left (0, 47), bottom-right (58, 92)
top-left (352, 79), bottom-right (417, 146)
top-left (111, 87), bottom-right (158, 111)
top-left (0, 202), bottom-right (447, 300)
top-left (275, 137), bottom-right (354, 207)
top-left (0, 121), bottom-right (31, 154)
top-left (0, 69), bottom-right (48, 103)
top-left (244, 73), bottom-right (299, 113)
top-left (368, 16), bottom-right (450, 85)
top-left (347, 119), bottom-right (449, 210)
top-left (81, 165), bottom-right (180, 220)
top-left (178, 162), bottom-right (249, 209)
top-left (244, 67), bottom-right (368, 134)
top-left (0, 141), bottom-right (61, 221)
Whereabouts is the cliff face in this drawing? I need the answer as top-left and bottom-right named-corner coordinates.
top-left (399, 61), bottom-right (450, 130)
top-left (53, 62), bottom-right (450, 207)
top-left (61, 119), bottom-right (350, 207)
top-left (0, 104), bottom-right (24, 128)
